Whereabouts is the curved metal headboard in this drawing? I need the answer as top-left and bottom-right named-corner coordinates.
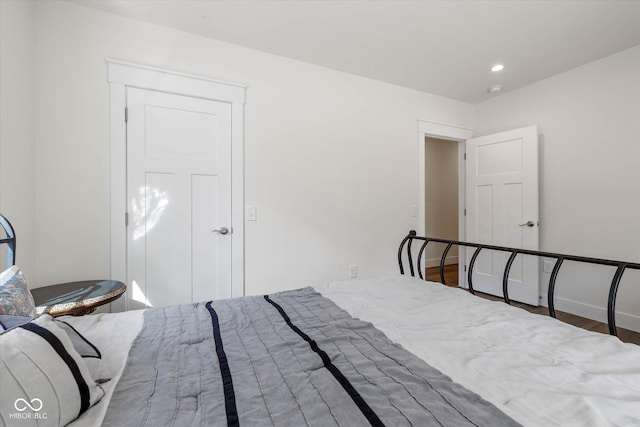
top-left (0, 214), bottom-right (16, 270)
top-left (399, 230), bottom-right (640, 338)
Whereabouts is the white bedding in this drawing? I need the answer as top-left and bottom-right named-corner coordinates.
top-left (63, 309), bottom-right (144, 427)
top-left (316, 276), bottom-right (640, 426)
top-left (65, 275), bottom-right (640, 426)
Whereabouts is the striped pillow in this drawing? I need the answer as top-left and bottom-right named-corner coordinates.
top-left (0, 315), bottom-right (111, 383)
top-left (0, 315), bottom-right (104, 425)
top-left (0, 314), bottom-right (32, 331)
top-left (55, 319), bottom-right (111, 383)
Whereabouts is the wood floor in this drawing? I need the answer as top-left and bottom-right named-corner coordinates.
top-left (426, 265), bottom-right (640, 346)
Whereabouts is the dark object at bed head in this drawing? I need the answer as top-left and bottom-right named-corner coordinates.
top-left (0, 214), bottom-right (16, 270)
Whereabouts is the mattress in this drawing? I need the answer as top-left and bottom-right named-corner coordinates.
top-left (63, 275), bottom-right (640, 426)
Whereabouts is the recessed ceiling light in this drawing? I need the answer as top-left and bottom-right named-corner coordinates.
top-left (491, 64), bottom-right (504, 72)
top-left (488, 84), bottom-right (503, 93)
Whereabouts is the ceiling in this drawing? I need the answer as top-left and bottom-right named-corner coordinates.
top-left (71, 0), bottom-right (640, 104)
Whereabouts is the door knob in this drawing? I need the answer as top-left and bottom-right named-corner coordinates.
top-left (518, 221), bottom-right (535, 227)
top-left (212, 227), bottom-right (230, 235)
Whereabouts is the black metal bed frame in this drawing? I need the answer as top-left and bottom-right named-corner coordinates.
top-left (0, 213), bottom-right (16, 270)
top-left (398, 230), bottom-right (640, 338)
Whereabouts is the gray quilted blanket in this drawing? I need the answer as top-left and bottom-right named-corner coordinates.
top-left (103, 287), bottom-right (519, 426)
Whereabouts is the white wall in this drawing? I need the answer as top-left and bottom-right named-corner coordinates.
top-left (474, 46), bottom-right (640, 329)
top-left (0, 0), bottom-right (36, 279)
top-left (3, 1), bottom-right (638, 329)
top-left (31, 1), bottom-right (473, 295)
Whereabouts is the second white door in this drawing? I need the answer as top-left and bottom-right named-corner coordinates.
top-left (126, 87), bottom-right (232, 309)
top-left (465, 126), bottom-right (539, 305)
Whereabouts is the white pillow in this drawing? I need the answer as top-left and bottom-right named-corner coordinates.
top-left (55, 319), bottom-right (112, 383)
top-left (0, 315), bottom-right (104, 425)
top-left (0, 315), bottom-right (111, 384)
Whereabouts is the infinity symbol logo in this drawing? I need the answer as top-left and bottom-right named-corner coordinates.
top-left (14, 398), bottom-right (43, 412)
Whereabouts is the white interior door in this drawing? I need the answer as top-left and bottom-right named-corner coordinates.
top-left (126, 87), bottom-right (232, 309)
top-left (465, 125), bottom-right (539, 305)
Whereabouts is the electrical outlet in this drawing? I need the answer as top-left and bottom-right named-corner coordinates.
top-left (543, 260), bottom-right (554, 273)
top-left (349, 265), bottom-right (358, 279)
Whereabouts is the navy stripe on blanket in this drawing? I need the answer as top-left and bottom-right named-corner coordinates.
top-left (205, 301), bottom-right (240, 427)
top-left (264, 294), bottom-right (385, 427)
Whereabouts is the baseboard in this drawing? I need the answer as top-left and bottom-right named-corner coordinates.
top-left (425, 256), bottom-right (458, 269)
top-left (539, 293), bottom-right (640, 333)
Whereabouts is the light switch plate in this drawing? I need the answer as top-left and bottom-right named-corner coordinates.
top-left (247, 206), bottom-right (257, 221)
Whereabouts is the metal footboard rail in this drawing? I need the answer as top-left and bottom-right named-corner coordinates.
top-left (398, 230), bottom-right (640, 337)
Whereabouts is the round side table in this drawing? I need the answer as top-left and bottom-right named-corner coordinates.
top-left (31, 280), bottom-right (126, 316)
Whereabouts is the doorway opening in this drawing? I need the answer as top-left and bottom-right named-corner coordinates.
top-left (417, 119), bottom-right (472, 288)
top-left (424, 136), bottom-right (459, 272)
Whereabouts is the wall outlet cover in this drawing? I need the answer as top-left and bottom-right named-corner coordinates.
top-left (349, 265), bottom-right (358, 279)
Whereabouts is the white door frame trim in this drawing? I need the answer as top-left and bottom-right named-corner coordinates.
top-left (417, 119), bottom-right (473, 287)
top-left (107, 59), bottom-right (246, 311)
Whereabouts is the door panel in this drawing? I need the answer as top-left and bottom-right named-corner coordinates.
top-left (476, 138), bottom-right (523, 175)
top-left (127, 87), bottom-right (232, 309)
top-left (192, 174), bottom-right (225, 303)
top-left (145, 106), bottom-right (219, 160)
top-left (145, 172), bottom-right (183, 308)
top-left (466, 126), bottom-right (539, 305)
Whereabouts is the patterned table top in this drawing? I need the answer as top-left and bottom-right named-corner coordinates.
top-left (31, 280), bottom-right (126, 316)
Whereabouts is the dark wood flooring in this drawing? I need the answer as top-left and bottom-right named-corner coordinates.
top-left (426, 265), bottom-right (640, 346)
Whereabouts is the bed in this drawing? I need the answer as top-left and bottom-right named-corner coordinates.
top-left (2, 223), bottom-right (640, 426)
